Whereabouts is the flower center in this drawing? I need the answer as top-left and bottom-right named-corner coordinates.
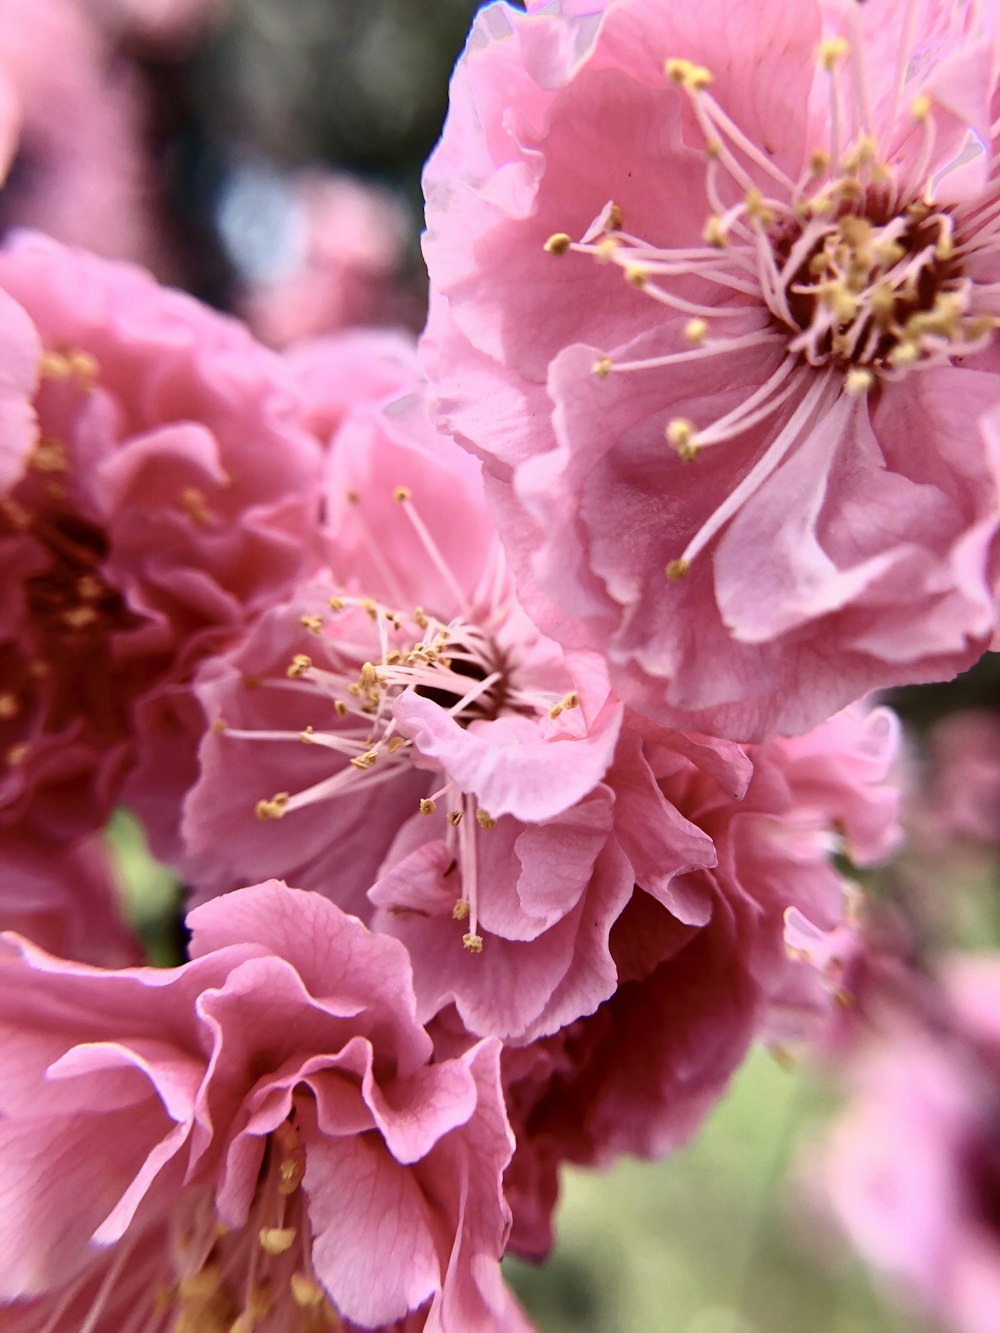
top-left (541, 22), bottom-right (997, 577)
top-left (217, 486), bottom-right (577, 952)
top-left (164, 1114), bottom-right (341, 1333)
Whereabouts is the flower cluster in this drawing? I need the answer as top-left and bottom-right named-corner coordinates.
top-left (0, 0), bottom-right (996, 1327)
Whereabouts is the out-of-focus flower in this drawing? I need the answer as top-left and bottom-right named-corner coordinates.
top-left (0, 232), bottom-right (323, 844)
top-left (423, 0), bottom-right (1000, 740)
top-left (77, 0), bottom-right (227, 50)
top-left (0, 830), bottom-right (139, 965)
top-left (0, 881), bottom-right (530, 1332)
top-left (0, 0), bottom-right (161, 268)
top-left (919, 708), bottom-right (1000, 850)
top-left (816, 954), bottom-right (1000, 1333)
top-left (221, 165), bottom-right (416, 349)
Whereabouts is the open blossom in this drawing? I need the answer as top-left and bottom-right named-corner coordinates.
top-left (817, 954), bottom-right (1000, 1333)
top-left (180, 386), bottom-right (630, 1042)
top-left (0, 231), bottom-right (323, 842)
top-left (493, 703), bottom-right (901, 1257)
top-left (423, 0), bottom-right (1000, 739)
top-left (0, 881), bottom-right (529, 1332)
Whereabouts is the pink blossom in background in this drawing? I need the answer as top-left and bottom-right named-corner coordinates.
top-left (233, 169), bottom-right (416, 349)
top-left (0, 881), bottom-right (531, 1332)
top-left (76, 0), bottom-right (227, 50)
top-left (918, 709), bottom-right (1000, 850)
top-left (0, 0), bottom-right (162, 269)
top-left (422, 0), bottom-right (1000, 740)
top-left (0, 830), bottom-right (139, 965)
top-left (0, 232), bottom-right (323, 846)
top-left (817, 954), bottom-right (1000, 1333)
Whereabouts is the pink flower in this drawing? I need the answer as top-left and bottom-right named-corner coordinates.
top-left (285, 327), bottom-right (422, 445)
top-left (817, 954), bottom-right (1000, 1333)
top-left (0, 232), bottom-right (323, 842)
top-left (919, 708), bottom-right (1000, 849)
top-left (423, 0), bottom-right (1000, 739)
top-left (180, 386), bottom-right (629, 1042)
top-left (233, 169), bottom-right (416, 348)
top-left (0, 881), bottom-right (529, 1332)
top-left (496, 703), bottom-right (901, 1257)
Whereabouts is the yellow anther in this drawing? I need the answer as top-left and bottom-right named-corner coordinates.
top-left (592, 356), bottom-right (613, 379)
top-left (289, 1274), bottom-right (325, 1308)
top-left (665, 558), bottom-right (691, 581)
top-left (476, 808), bottom-right (497, 830)
top-left (287, 654), bottom-right (313, 679)
top-left (819, 36), bottom-right (849, 71)
top-left (463, 933), bottom-right (484, 953)
top-left (605, 201), bottom-right (623, 231)
top-left (180, 487), bottom-right (212, 524)
top-left (744, 187), bottom-right (774, 226)
top-left (874, 238), bottom-right (905, 268)
top-left (67, 349), bottom-right (99, 384)
top-left (447, 809), bottom-right (463, 826)
top-left (29, 436), bottom-right (68, 473)
top-left (255, 793), bottom-right (289, 821)
top-left (345, 488), bottom-right (360, 504)
top-left (548, 690), bottom-right (579, 720)
top-left (6, 743), bottom-right (28, 768)
top-left (259, 1227), bottom-right (297, 1256)
top-left (329, 596), bottom-right (344, 611)
top-left (419, 797), bottom-right (437, 815)
top-left (350, 749), bottom-right (378, 770)
top-left (0, 693), bottom-right (18, 720)
top-left (841, 134), bottom-right (877, 173)
top-left (393, 486), bottom-right (411, 503)
top-left (911, 92), bottom-right (932, 121)
top-left (544, 232), bottom-right (573, 255)
top-left (845, 367), bottom-right (874, 396)
top-left (359, 661), bottom-right (378, 689)
top-left (452, 898), bottom-right (470, 921)
top-left (334, 699), bottom-right (349, 717)
top-left (666, 418), bottom-right (697, 454)
top-left (387, 736), bottom-right (406, 754)
top-left (705, 137), bottom-right (723, 160)
top-left (664, 57), bottom-right (713, 90)
top-left (76, 573), bottom-right (103, 600)
top-left (684, 318), bottom-right (708, 345)
top-left (595, 236), bottom-right (618, 263)
top-left (624, 264), bottom-right (648, 288)
top-left (769, 1044), bottom-right (797, 1071)
top-left (413, 606), bottom-right (429, 629)
top-left (888, 341), bottom-right (920, 367)
top-left (818, 280), bottom-right (858, 324)
top-left (300, 614), bottom-right (323, 634)
top-left (703, 215), bottom-right (728, 248)
top-left (300, 727), bottom-right (315, 744)
top-left (361, 599), bottom-right (378, 621)
top-left (39, 350), bottom-right (70, 381)
top-left (278, 1155), bottom-right (305, 1196)
top-left (808, 147), bottom-right (830, 176)
top-left (211, 715), bottom-right (228, 736)
top-left (62, 605), bottom-right (99, 630)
